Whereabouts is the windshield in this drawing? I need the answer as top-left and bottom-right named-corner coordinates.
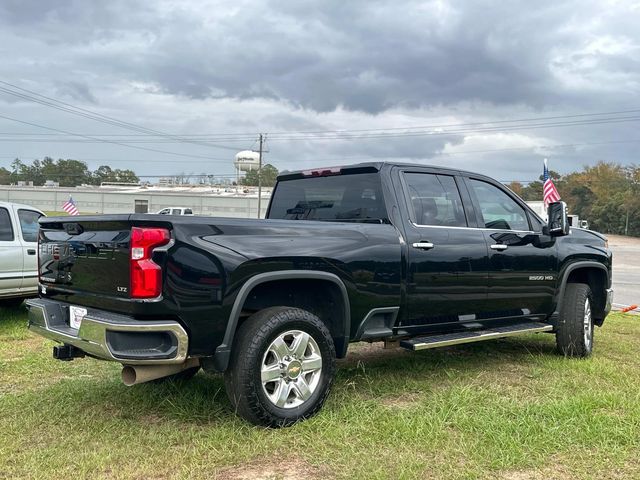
top-left (268, 173), bottom-right (388, 223)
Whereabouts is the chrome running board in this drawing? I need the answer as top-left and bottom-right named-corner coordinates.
top-left (400, 321), bottom-right (553, 351)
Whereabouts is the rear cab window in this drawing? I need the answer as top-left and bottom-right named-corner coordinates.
top-left (267, 172), bottom-right (388, 223)
top-left (18, 209), bottom-right (43, 243)
top-left (403, 173), bottom-right (467, 227)
top-left (0, 208), bottom-right (14, 241)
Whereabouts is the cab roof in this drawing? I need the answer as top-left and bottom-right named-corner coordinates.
top-left (277, 161), bottom-right (487, 181)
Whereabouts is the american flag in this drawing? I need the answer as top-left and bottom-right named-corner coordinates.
top-left (62, 197), bottom-right (79, 216)
top-left (543, 158), bottom-right (560, 208)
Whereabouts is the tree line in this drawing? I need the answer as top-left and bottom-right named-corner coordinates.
top-left (1, 157), bottom-right (636, 236)
top-left (0, 158), bottom-right (139, 187)
top-left (507, 161), bottom-right (640, 236)
top-left (240, 164), bottom-right (279, 187)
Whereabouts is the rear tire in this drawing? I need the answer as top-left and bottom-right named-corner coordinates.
top-left (556, 283), bottom-right (594, 357)
top-left (224, 306), bottom-right (336, 427)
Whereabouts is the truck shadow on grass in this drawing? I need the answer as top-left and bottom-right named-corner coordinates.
top-left (51, 334), bottom-right (560, 427)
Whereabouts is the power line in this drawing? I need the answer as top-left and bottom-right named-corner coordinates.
top-left (0, 155), bottom-right (232, 164)
top-left (1, 80), bottom-right (639, 141)
top-left (1, 137), bottom-right (639, 168)
top-left (429, 139), bottom-right (640, 157)
top-left (253, 108), bottom-right (640, 137)
top-left (0, 81), bottom-right (246, 151)
top-left (5, 172), bottom-right (250, 178)
top-left (265, 116), bottom-right (640, 141)
top-left (1, 111), bottom-right (638, 145)
top-left (0, 113), bottom-right (236, 161)
top-left (3, 106), bottom-right (634, 138)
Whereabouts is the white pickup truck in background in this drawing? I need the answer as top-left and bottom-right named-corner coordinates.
top-left (155, 207), bottom-right (194, 215)
top-left (0, 202), bottom-right (45, 305)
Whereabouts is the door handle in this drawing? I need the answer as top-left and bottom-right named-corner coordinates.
top-left (27, 249), bottom-right (36, 255)
top-left (490, 244), bottom-right (508, 251)
top-left (412, 242), bottom-right (435, 250)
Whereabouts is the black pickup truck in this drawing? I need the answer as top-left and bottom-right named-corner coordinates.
top-left (27, 162), bottom-right (613, 427)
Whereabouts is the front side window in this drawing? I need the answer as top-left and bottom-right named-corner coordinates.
top-left (18, 209), bottom-right (42, 243)
top-left (468, 179), bottom-right (529, 231)
top-left (0, 208), bottom-right (14, 241)
top-left (403, 173), bottom-right (467, 227)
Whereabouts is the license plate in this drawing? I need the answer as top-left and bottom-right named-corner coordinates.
top-left (69, 306), bottom-right (87, 330)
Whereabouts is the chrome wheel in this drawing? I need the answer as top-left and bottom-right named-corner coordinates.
top-left (583, 297), bottom-right (593, 350)
top-left (261, 330), bottom-right (323, 409)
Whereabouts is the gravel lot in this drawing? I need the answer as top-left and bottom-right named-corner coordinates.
top-left (606, 235), bottom-right (640, 309)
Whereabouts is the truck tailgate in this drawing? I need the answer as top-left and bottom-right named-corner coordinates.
top-left (39, 217), bottom-right (133, 299)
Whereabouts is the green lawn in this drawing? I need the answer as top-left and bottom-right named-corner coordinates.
top-left (43, 211), bottom-right (72, 217)
top-left (1, 305), bottom-right (638, 480)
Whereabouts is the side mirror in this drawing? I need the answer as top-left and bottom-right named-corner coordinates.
top-left (547, 201), bottom-right (570, 236)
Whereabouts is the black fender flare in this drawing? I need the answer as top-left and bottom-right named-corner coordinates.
top-left (553, 260), bottom-right (610, 318)
top-left (212, 270), bottom-right (351, 371)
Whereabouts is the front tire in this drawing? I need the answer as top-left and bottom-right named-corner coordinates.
top-left (556, 283), bottom-right (594, 357)
top-left (224, 306), bottom-right (336, 427)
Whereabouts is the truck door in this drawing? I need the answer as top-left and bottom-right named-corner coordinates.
top-left (16, 208), bottom-right (42, 291)
top-left (394, 169), bottom-right (490, 327)
top-left (0, 206), bottom-right (24, 296)
top-left (464, 177), bottom-right (557, 318)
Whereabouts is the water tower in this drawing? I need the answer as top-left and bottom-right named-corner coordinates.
top-left (234, 150), bottom-right (260, 185)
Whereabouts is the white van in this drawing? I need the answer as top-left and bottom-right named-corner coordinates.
top-left (0, 202), bottom-right (45, 305)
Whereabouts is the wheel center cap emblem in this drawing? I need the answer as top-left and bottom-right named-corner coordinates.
top-left (286, 360), bottom-right (302, 379)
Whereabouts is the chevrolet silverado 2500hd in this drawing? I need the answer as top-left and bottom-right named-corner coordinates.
top-left (27, 162), bottom-right (613, 426)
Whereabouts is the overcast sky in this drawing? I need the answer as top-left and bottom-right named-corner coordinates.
top-left (0, 0), bottom-right (639, 183)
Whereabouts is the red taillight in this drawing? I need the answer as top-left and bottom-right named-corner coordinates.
top-left (130, 227), bottom-right (170, 298)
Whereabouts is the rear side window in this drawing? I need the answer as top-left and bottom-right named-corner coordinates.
top-left (18, 209), bottom-right (43, 243)
top-left (403, 173), bottom-right (467, 227)
top-left (171, 209), bottom-right (181, 215)
top-left (268, 173), bottom-right (387, 222)
top-left (468, 179), bottom-right (529, 231)
top-left (184, 209), bottom-right (193, 215)
top-left (0, 208), bottom-right (14, 241)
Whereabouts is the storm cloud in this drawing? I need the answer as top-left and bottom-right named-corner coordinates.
top-left (0, 0), bottom-right (638, 180)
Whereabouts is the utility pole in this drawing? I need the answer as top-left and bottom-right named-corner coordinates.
top-left (257, 133), bottom-right (263, 218)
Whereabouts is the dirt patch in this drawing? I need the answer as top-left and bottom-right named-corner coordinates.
top-left (0, 335), bottom-right (44, 349)
top-left (339, 341), bottom-right (410, 366)
top-left (219, 457), bottom-right (329, 480)
top-left (500, 464), bottom-right (572, 480)
top-left (380, 392), bottom-right (421, 409)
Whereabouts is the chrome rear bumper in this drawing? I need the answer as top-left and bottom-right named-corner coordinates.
top-left (26, 298), bottom-right (189, 365)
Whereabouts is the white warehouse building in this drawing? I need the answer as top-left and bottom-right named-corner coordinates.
top-left (0, 184), bottom-right (273, 218)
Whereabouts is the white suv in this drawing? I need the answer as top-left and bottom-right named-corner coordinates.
top-left (0, 202), bottom-right (45, 305)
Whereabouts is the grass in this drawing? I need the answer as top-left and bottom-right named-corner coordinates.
top-left (43, 211), bottom-right (72, 217)
top-left (1, 306), bottom-right (639, 480)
